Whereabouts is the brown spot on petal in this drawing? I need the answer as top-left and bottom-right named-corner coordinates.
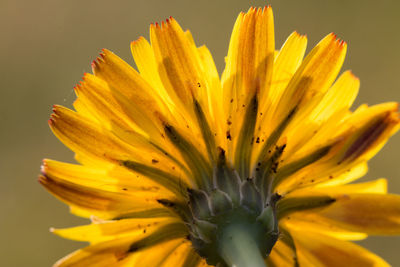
top-left (226, 130), bottom-right (232, 140)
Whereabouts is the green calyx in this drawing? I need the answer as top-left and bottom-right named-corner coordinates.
top-left (189, 205), bottom-right (278, 266)
top-left (186, 148), bottom-right (279, 266)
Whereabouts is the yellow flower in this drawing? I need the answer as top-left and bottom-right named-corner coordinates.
top-left (40, 6), bottom-right (400, 267)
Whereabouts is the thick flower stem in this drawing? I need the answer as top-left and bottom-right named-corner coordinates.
top-left (218, 223), bottom-right (267, 267)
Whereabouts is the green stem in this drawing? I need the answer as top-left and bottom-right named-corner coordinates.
top-left (218, 223), bottom-right (267, 267)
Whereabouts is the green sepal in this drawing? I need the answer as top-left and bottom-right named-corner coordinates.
top-left (256, 206), bottom-right (275, 232)
top-left (187, 188), bottom-right (212, 220)
top-left (240, 179), bottom-right (262, 214)
top-left (209, 189), bottom-right (233, 215)
top-left (192, 218), bottom-right (217, 243)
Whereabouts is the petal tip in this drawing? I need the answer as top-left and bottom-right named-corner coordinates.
top-left (329, 32), bottom-right (337, 38)
top-left (52, 105), bottom-right (62, 113)
top-left (131, 36), bottom-right (145, 46)
top-left (338, 38), bottom-right (347, 48)
top-left (347, 70), bottom-right (360, 81)
top-left (293, 31), bottom-right (307, 39)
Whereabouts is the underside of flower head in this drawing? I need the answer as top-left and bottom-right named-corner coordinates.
top-left (40, 6), bottom-right (400, 267)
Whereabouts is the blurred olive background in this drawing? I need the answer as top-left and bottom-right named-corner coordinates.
top-left (1, 0), bottom-right (399, 266)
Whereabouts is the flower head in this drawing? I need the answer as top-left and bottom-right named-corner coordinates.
top-left (40, 6), bottom-right (400, 267)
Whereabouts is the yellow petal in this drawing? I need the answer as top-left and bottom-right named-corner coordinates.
top-left (92, 49), bottom-right (168, 121)
top-left (337, 103), bottom-right (400, 163)
top-left (180, 246), bottom-right (206, 267)
top-left (252, 34), bottom-right (348, 175)
top-left (91, 52), bottom-right (173, 147)
top-left (277, 179), bottom-right (388, 240)
top-left (269, 31), bottom-right (307, 107)
top-left (75, 74), bottom-right (181, 161)
top-left (257, 31), bottom-right (307, 141)
top-left (130, 239), bottom-right (190, 267)
top-left (307, 70), bottom-right (359, 122)
top-left (286, 178), bottom-right (388, 197)
top-left (54, 233), bottom-right (187, 267)
top-left (267, 239), bottom-right (296, 267)
top-left (42, 159), bottom-right (179, 200)
top-left (121, 240), bottom-right (178, 267)
top-left (160, 240), bottom-right (194, 266)
top-left (314, 193), bottom-right (400, 235)
top-left (290, 230), bottom-right (390, 267)
top-left (273, 33), bottom-right (347, 130)
top-left (49, 105), bottom-right (134, 164)
top-left (39, 174), bottom-right (163, 220)
top-left (130, 36), bottom-right (196, 133)
top-left (52, 217), bottom-right (179, 244)
top-left (313, 161), bottom-right (368, 187)
top-left (281, 218), bottom-right (367, 241)
top-left (74, 73), bottom-right (195, 185)
top-left (321, 175), bottom-right (387, 192)
top-left (222, 6), bottom-right (274, 103)
top-left (221, 7), bottom-right (275, 159)
top-left (131, 37), bottom-right (212, 155)
top-left (276, 195), bottom-right (335, 219)
top-left (196, 45), bottom-right (225, 149)
top-left (130, 37), bottom-right (173, 108)
top-left (75, 73), bottom-right (155, 138)
top-left (274, 103), bottom-right (399, 193)
top-left (186, 31), bottom-right (224, 132)
top-left (148, 18), bottom-right (221, 162)
top-left (282, 70), bottom-right (360, 157)
top-left (72, 98), bottom-right (99, 123)
top-left (49, 105), bottom-right (190, 184)
top-left (150, 18), bottom-right (204, 106)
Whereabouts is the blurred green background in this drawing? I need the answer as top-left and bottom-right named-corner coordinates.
top-left (1, 0), bottom-right (399, 266)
